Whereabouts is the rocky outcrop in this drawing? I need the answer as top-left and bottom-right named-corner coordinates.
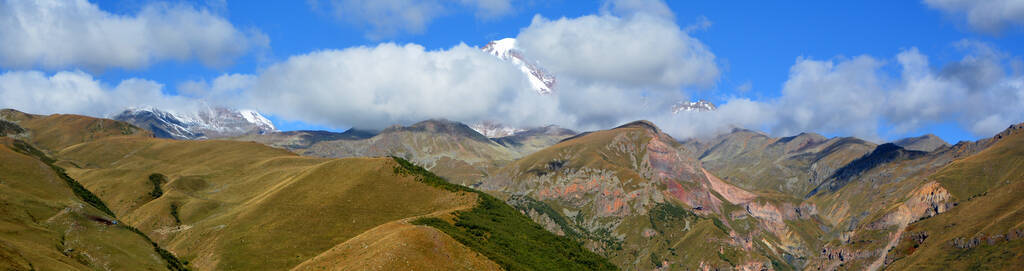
top-left (950, 229), bottom-right (1024, 250)
top-left (875, 181), bottom-right (954, 228)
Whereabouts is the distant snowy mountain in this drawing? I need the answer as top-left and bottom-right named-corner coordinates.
top-left (113, 106), bottom-right (275, 139)
top-left (482, 38), bottom-right (556, 94)
top-left (672, 100), bottom-right (717, 113)
top-left (470, 120), bottom-right (526, 138)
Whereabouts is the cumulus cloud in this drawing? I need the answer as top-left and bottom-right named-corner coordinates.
top-left (0, 0), bottom-right (267, 71)
top-left (516, 13), bottom-right (719, 89)
top-left (665, 41), bottom-right (1024, 141)
top-left (312, 0), bottom-right (515, 39)
top-left (0, 70), bottom-right (200, 117)
top-left (923, 0), bottom-right (1024, 34)
top-left (772, 55), bottom-right (887, 139)
top-left (655, 98), bottom-right (776, 140)
top-left (0, 1), bottom-right (722, 135)
top-left (177, 73), bottom-right (257, 106)
top-left (245, 43), bottom-right (564, 130)
top-left (237, 5), bottom-right (719, 131)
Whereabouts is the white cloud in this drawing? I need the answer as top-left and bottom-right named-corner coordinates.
top-left (656, 98), bottom-right (776, 140)
top-left (772, 55), bottom-right (887, 139)
top-left (0, 70), bottom-right (200, 117)
top-left (683, 15), bottom-right (712, 33)
top-left (923, 0), bottom-right (1024, 34)
top-left (245, 43), bottom-right (565, 130)
top-left (516, 14), bottom-right (720, 89)
top-left (178, 73), bottom-right (256, 102)
top-left (0, 0), bottom-right (267, 71)
top-left (313, 0), bottom-right (515, 39)
top-left (600, 0), bottom-right (675, 21)
top-left (665, 42), bottom-right (1024, 140)
top-left (1, 4), bottom-right (722, 135)
top-left (238, 8), bottom-right (721, 132)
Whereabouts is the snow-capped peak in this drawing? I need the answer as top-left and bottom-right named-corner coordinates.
top-left (482, 38), bottom-right (556, 94)
top-left (238, 109), bottom-right (275, 130)
top-left (482, 38), bottom-right (518, 59)
top-left (672, 100), bottom-right (717, 113)
top-left (114, 106), bottom-right (276, 139)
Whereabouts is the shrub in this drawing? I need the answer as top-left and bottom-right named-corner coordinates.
top-left (148, 173), bottom-right (168, 199)
top-left (393, 157), bottom-right (617, 270)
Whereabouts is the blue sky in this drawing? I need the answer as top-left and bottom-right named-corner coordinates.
top-left (2, 0), bottom-right (1023, 143)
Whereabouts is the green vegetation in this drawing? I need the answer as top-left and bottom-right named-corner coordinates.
top-left (124, 225), bottom-right (190, 271)
top-left (649, 252), bottom-right (663, 268)
top-left (8, 138), bottom-right (189, 270)
top-left (0, 119), bottom-right (24, 136)
top-left (170, 202), bottom-right (182, 224)
top-left (148, 173), bottom-right (168, 198)
top-left (648, 203), bottom-right (698, 233)
top-left (394, 157), bottom-right (617, 270)
top-left (509, 195), bottom-right (583, 239)
top-left (711, 217), bottom-right (730, 235)
top-left (10, 139), bottom-right (115, 217)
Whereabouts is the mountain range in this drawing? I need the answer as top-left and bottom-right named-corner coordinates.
top-left (4, 106), bottom-right (1021, 270)
top-left (112, 106), bottom-right (275, 140)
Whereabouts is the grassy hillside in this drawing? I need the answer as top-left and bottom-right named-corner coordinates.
top-left (291, 221), bottom-right (501, 271)
top-left (0, 138), bottom-right (172, 270)
top-left (55, 137), bottom-right (484, 270)
top-left (13, 112), bottom-right (152, 151)
top-left (393, 158), bottom-right (616, 270)
top-left (885, 126), bottom-right (1024, 270)
top-left (2, 109), bottom-right (614, 270)
top-left (798, 123), bottom-right (1024, 270)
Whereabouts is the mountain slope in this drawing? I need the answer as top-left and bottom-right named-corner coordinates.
top-left (1, 109), bottom-right (152, 151)
top-left (797, 123), bottom-right (1024, 270)
top-left (483, 120), bottom-right (817, 270)
top-left (56, 137), bottom-right (487, 270)
top-left (492, 124), bottom-right (577, 156)
top-left (2, 109), bottom-right (614, 270)
top-left (0, 138), bottom-right (172, 270)
top-left (231, 128), bottom-right (375, 149)
top-left (893, 134), bottom-right (949, 152)
top-left (883, 129), bottom-right (1024, 269)
top-left (696, 129), bottom-right (876, 197)
top-left (300, 119), bottom-right (521, 185)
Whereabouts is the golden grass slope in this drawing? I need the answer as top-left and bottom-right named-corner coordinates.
top-left (291, 221), bottom-right (501, 271)
top-left (0, 138), bottom-right (167, 270)
top-left (0, 109), bottom-right (152, 151)
top-left (55, 136), bottom-right (496, 270)
top-left (884, 125), bottom-right (1024, 270)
